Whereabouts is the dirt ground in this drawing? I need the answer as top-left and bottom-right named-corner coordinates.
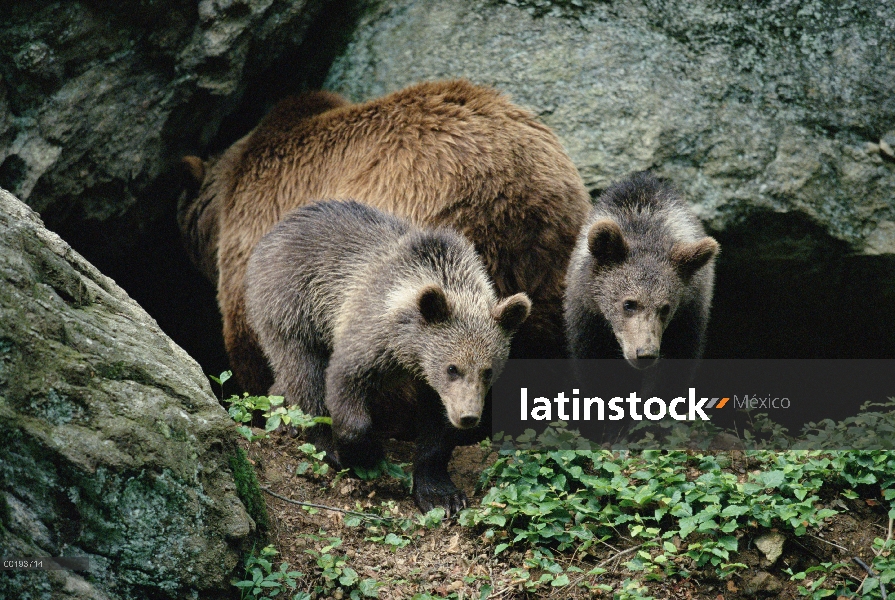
top-left (241, 431), bottom-right (892, 599)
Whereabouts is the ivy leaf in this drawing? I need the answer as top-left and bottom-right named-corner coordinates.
top-left (551, 574), bottom-right (570, 587)
top-left (756, 470), bottom-right (786, 488)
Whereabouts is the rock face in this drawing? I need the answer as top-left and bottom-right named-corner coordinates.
top-left (0, 0), bottom-right (327, 215)
top-left (325, 0), bottom-right (895, 256)
top-left (0, 188), bottom-right (257, 598)
top-left (0, 0), bottom-right (356, 372)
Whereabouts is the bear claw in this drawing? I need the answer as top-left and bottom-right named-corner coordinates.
top-left (413, 483), bottom-right (468, 517)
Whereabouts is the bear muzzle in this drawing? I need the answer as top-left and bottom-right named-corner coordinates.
top-left (619, 315), bottom-right (664, 370)
top-left (630, 346), bottom-right (660, 369)
top-left (443, 388), bottom-right (485, 430)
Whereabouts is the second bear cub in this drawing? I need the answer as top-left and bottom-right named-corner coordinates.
top-left (246, 200), bottom-right (531, 514)
top-left (564, 172), bottom-right (719, 367)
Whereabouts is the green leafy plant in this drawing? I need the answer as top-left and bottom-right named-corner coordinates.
top-left (211, 370), bottom-right (331, 441)
top-left (225, 392), bottom-right (286, 441)
top-left (785, 562), bottom-right (851, 599)
top-left (460, 435), bottom-right (895, 595)
top-left (209, 370), bottom-right (232, 400)
top-left (295, 442), bottom-right (331, 477)
top-left (353, 459), bottom-right (413, 491)
top-left (340, 502), bottom-right (445, 552)
top-left (232, 545), bottom-right (308, 600)
top-left (303, 534), bottom-right (382, 598)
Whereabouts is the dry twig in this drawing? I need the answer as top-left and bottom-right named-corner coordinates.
top-left (261, 485), bottom-right (397, 521)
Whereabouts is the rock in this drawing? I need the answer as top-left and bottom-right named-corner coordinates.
top-left (0, 0), bottom-right (324, 218)
top-left (325, 0), bottom-right (895, 256)
top-left (0, 0), bottom-right (342, 371)
top-left (0, 188), bottom-right (259, 598)
top-left (709, 432), bottom-right (746, 451)
top-left (743, 571), bottom-right (783, 598)
top-left (882, 131), bottom-right (895, 152)
top-left (743, 571), bottom-right (784, 596)
top-left (754, 531), bottom-right (786, 565)
top-left (880, 139), bottom-right (895, 159)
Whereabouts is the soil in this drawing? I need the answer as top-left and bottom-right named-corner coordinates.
top-left (242, 431), bottom-right (893, 599)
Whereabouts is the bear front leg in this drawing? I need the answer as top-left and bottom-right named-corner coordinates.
top-left (325, 363), bottom-right (384, 471)
top-left (413, 432), bottom-right (465, 516)
top-left (267, 343), bottom-right (337, 460)
top-left (412, 401), bottom-right (467, 516)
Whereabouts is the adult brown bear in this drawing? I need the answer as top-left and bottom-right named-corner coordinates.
top-left (179, 80), bottom-right (591, 394)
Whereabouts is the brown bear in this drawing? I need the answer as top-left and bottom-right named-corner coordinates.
top-left (564, 171), bottom-right (719, 366)
top-left (245, 200), bottom-right (531, 514)
top-left (178, 79), bottom-right (591, 394)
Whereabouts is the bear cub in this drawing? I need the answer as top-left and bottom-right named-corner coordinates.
top-left (564, 172), bottom-right (719, 367)
top-left (245, 200), bottom-right (531, 514)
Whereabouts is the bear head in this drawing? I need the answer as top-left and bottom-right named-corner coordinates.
top-left (410, 284), bottom-right (531, 429)
top-left (584, 219), bottom-right (719, 369)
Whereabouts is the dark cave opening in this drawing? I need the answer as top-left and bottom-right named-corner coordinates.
top-left (704, 211), bottom-right (895, 360)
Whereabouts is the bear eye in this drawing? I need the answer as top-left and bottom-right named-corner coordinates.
top-left (623, 300), bottom-right (638, 313)
top-left (659, 304), bottom-right (671, 318)
top-left (447, 365), bottom-right (461, 379)
top-left (483, 368), bottom-right (493, 382)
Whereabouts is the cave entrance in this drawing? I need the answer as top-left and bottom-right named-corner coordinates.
top-left (705, 210), bottom-right (895, 359)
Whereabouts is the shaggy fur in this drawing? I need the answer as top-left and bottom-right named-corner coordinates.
top-left (564, 172), bottom-right (719, 367)
top-left (178, 80), bottom-right (590, 394)
top-left (245, 201), bottom-right (530, 514)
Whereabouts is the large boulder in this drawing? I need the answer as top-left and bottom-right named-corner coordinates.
top-left (325, 0), bottom-right (895, 256)
top-left (0, 188), bottom-right (259, 599)
top-left (0, 0), bottom-right (350, 372)
top-left (0, 0), bottom-right (326, 216)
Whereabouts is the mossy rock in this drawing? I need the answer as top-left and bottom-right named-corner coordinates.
top-left (230, 446), bottom-right (270, 533)
top-left (0, 189), bottom-right (259, 599)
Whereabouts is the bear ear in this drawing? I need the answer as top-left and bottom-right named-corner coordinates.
top-left (181, 156), bottom-right (205, 188)
top-left (671, 237), bottom-right (720, 278)
top-left (587, 219), bottom-right (628, 267)
top-left (493, 293), bottom-right (532, 332)
top-left (417, 285), bottom-right (451, 324)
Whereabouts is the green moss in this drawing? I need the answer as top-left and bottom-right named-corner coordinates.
top-left (95, 360), bottom-right (153, 385)
top-left (0, 491), bottom-right (10, 528)
top-left (229, 447), bottom-right (269, 532)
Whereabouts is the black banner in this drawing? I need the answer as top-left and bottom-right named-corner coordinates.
top-left (492, 360), bottom-right (895, 450)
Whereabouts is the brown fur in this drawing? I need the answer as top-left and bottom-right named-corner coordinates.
top-left (179, 80), bottom-right (591, 394)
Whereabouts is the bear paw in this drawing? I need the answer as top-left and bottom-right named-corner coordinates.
top-left (335, 439), bottom-right (384, 471)
top-left (306, 427), bottom-right (342, 468)
top-left (413, 480), bottom-right (468, 517)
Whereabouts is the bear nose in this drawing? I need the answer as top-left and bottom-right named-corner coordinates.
top-left (636, 347), bottom-right (658, 359)
top-left (634, 347), bottom-right (659, 368)
top-left (459, 415), bottom-right (480, 429)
